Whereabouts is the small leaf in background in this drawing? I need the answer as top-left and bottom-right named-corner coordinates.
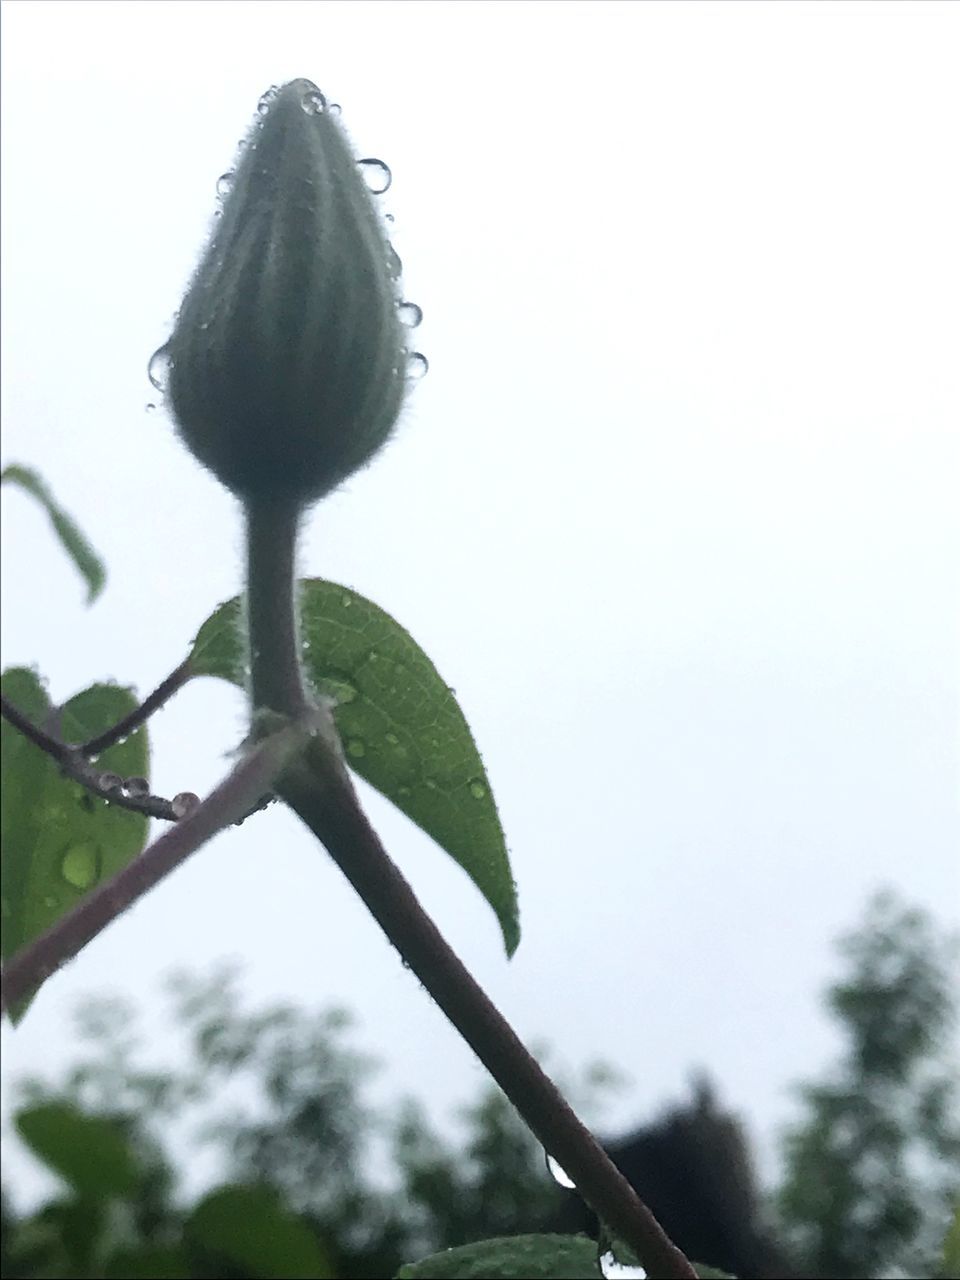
top-left (1, 668), bottom-right (150, 1021)
top-left (189, 579), bottom-right (520, 956)
top-left (15, 1102), bottom-right (141, 1198)
top-left (185, 1183), bottom-right (331, 1279)
top-left (396, 1233), bottom-right (604, 1280)
top-left (1, 464), bottom-right (106, 602)
top-left (943, 1204), bottom-right (960, 1279)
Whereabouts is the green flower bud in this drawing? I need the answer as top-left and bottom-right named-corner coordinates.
top-left (166, 80), bottom-right (408, 504)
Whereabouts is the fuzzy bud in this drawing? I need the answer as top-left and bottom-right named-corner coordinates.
top-left (167, 80), bottom-right (407, 504)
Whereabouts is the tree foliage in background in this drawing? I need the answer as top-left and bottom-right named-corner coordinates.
top-left (774, 892), bottom-right (960, 1279)
top-left (2, 892), bottom-right (957, 1279)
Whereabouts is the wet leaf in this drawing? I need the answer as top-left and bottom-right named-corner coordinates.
top-left (189, 580), bottom-right (519, 955)
top-left (1, 668), bottom-right (150, 1021)
top-left (1, 465), bottom-right (106, 602)
top-left (396, 1233), bottom-right (603, 1279)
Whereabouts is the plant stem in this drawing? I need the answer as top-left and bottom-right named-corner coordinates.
top-left (0, 719), bottom-right (310, 1016)
top-left (245, 497), bottom-right (310, 719)
top-left (81, 657), bottom-right (193, 756)
top-left (279, 745), bottom-right (695, 1279)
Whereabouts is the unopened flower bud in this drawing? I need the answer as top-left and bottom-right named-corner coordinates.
top-left (167, 80), bottom-right (406, 504)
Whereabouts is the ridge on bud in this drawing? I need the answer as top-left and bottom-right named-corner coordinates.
top-left (167, 79), bottom-right (407, 504)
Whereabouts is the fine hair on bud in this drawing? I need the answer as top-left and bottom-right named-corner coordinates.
top-left (167, 80), bottom-right (406, 505)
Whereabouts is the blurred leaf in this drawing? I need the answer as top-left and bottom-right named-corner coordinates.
top-left (104, 1246), bottom-right (192, 1279)
top-left (35, 1195), bottom-right (106, 1274)
top-left (396, 1233), bottom-right (602, 1279)
top-left (1, 464), bottom-right (106, 602)
top-left (189, 580), bottom-right (519, 955)
top-left (1, 668), bottom-right (150, 1021)
top-left (16, 1102), bottom-right (141, 1197)
top-left (186, 1183), bottom-right (331, 1278)
top-left (943, 1204), bottom-right (960, 1278)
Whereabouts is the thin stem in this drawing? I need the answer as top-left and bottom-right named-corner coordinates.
top-left (1, 694), bottom-right (184, 822)
top-left (81, 658), bottom-right (193, 756)
top-left (278, 742), bottom-right (697, 1280)
top-left (0, 718), bottom-right (312, 1015)
top-left (245, 498), bottom-right (310, 719)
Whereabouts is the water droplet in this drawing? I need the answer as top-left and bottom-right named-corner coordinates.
top-left (469, 779), bottom-right (487, 800)
top-left (216, 171), bottom-right (234, 197)
top-left (123, 776), bottom-right (149, 798)
top-left (386, 245), bottom-right (403, 279)
top-left (257, 86), bottom-right (278, 115)
top-left (357, 158), bottom-right (392, 194)
top-left (397, 301), bottom-right (422, 328)
top-left (60, 842), bottom-right (101, 890)
top-left (384, 211), bottom-right (395, 223)
top-left (398, 784), bottom-right (412, 798)
top-left (147, 343), bottom-right (171, 393)
top-left (599, 1251), bottom-right (646, 1279)
top-left (406, 352), bottom-right (428, 381)
top-left (329, 102), bottom-right (342, 117)
top-left (368, 651), bottom-right (380, 663)
top-left (145, 402), bottom-right (157, 414)
top-left (546, 1154), bottom-right (576, 1189)
top-left (99, 772), bottom-right (122, 793)
top-left (425, 778), bottom-right (439, 791)
top-left (300, 87), bottom-right (326, 115)
top-left (385, 732), bottom-right (400, 746)
top-left (316, 674), bottom-right (359, 706)
top-left (346, 739), bottom-right (366, 758)
top-left (44, 895), bottom-right (57, 910)
top-left (341, 594), bottom-right (353, 607)
top-left (172, 791), bottom-right (200, 819)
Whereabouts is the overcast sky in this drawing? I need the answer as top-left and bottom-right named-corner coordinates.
top-left (2, 0), bottom-right (958, 1206)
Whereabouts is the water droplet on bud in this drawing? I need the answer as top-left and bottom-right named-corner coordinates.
top-left (300, 88), bottom-right (326, 115)
top-left (397, 301), bottom-right (422, 328)
top-left (123, 776), bottom-right (149, 798)
top-left (257, 86), bottom-right (279, 115)
top-left (172, 791), bottom-right (200, 819)
top-left (99, 772), bottom-right (122, 793)
top-left (406, 352), bottom-right (428, 381)
top-left (357, 158), bottom-right (392, 194)
top-left (147, 343), bottom-right (171, 393)
top-left (216, 172), bottom-right (234, 197)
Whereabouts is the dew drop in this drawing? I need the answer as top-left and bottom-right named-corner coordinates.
top-left (99, 772), bottom-right (122, 793)
top-left (216, 171), bottom-right (234, 197)
top-left (317, 674), bottom-right (359, 706)
top-left (172, 791), bottom-right (200, 819)
top-left (300, 87), bottom-right (326, 115)
top-left (340, 594), bottom-right (353, 607)
top-left (257, 86), bottom-right (278, 115)
top-left (147, 343), bottom-right (171, 393)
top-left (123, 776), bottom-right (149, 798)
top-left (385, 732), bottom-right (400, 746)
top-left (546, 1154), bottom-right (576, 1189)
top-left (406, 352), bottom-right (429, 381)
top-left (468, 779), bottom-right (487, 800)
top-left (386, 245), bottom-right (403, 279)
top-left (368, 651), bottom-right (380, 663)
top-left (346, 739), bottom-right (366, 759)
top-left (398, 784), bottom-right (412, 798)
top-left (44, 895), bottom-right (57, 910)
top-left (145, 402), bottom-right (157, 414)
top-left (599, 1251), bottom-right (646, 1279)
top-left (357, 157), bottom-right (392, 194)
top-left (398, 301), bottom-right (422, 328)
top-left (384, 211), bottom-right (395, 223)
top-left (329, 102), bottom-right (342, 117)
top-left (424, 778), bottom-right (439, 791)
top-left (60, 842), bottom-right (101, 890)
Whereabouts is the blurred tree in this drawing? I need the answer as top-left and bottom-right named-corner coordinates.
top-left (775, 891), bottom-right (960, 1279)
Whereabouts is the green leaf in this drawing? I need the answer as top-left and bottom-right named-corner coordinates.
top-left (15, 1103), bottom-right (141, 1197)
top-left (189, 579), bottom-right (520, 955)
top-left (1, 464), bottom-right (106, 602)
top-left (104, 1247), bottom-right (192, 1279)
top-left (943, 1203), bottom-right (960, 1279)
top-left (185, 1184), bottom-right (331, 1279)
top-left (396, 1234), bottom-right (603, 1280)
top-left (1, 668), bottom-right (150, 1021)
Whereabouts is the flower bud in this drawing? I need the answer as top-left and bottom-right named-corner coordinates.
top-left (167, 80), bottom-right (407, 504)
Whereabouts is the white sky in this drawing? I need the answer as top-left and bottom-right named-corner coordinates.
top-left (2, 0), bottom-right (958, 1206)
